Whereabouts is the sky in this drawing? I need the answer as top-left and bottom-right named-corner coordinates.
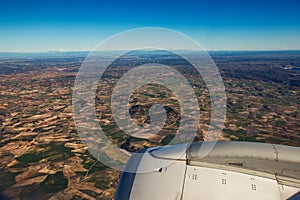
top-left (0, 0), bottom-right (300, 52)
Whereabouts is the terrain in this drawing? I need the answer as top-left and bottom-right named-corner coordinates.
top-left (0, 50), bottom-right (300, 199)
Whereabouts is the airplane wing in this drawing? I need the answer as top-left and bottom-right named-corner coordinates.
top-left (115, 141), bottom-right (300, 200)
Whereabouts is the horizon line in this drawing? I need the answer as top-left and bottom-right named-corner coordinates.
top-left (1, 49), bottom-right (300, 54)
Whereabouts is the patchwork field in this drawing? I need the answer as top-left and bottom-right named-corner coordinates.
top-left (0, 51), bottom-right (300, 199)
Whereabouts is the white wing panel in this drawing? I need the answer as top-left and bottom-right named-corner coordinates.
top-left (182, 165), bottom-right (281, 200)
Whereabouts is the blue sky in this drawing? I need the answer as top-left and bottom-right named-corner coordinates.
top-left (0, 0), bottom-right (300, 52)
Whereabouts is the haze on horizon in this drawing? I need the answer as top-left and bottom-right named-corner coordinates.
top-left (0, 0), bottom-right (300, 52)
